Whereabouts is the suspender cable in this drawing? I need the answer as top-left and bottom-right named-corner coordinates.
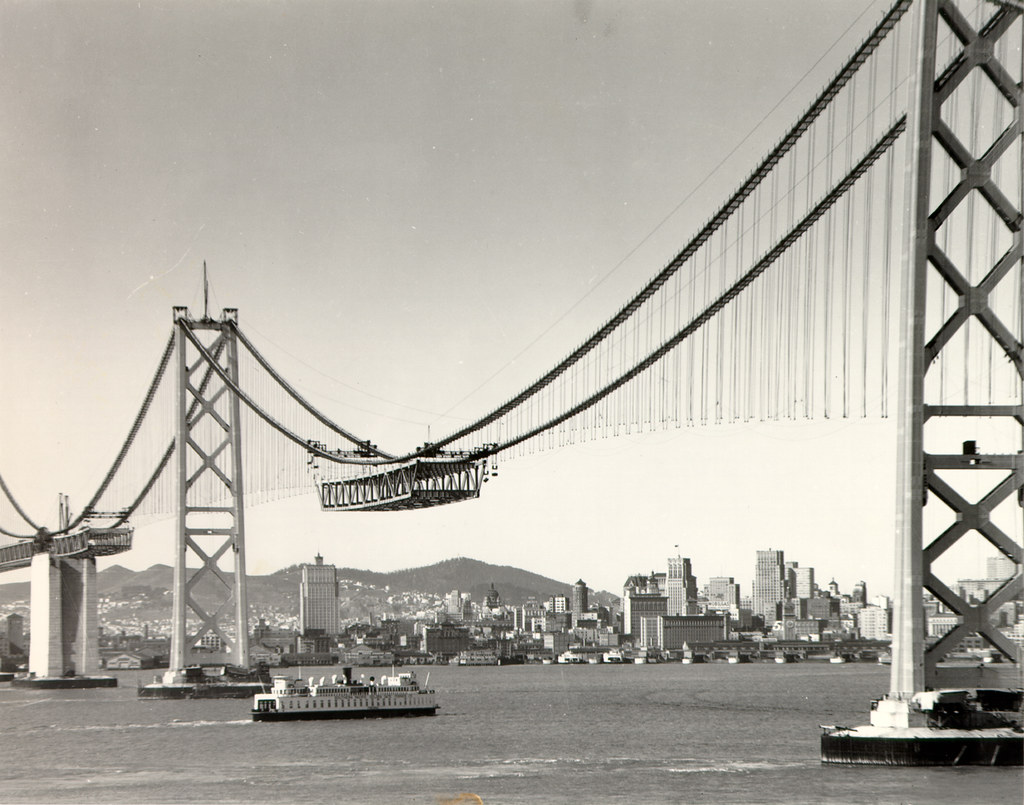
top-left (484, 119), bottom-right (906, 458)
top-left (232, 325), bottom-right (395, 460)
top-left (421, 0), bottom-right (912, 455)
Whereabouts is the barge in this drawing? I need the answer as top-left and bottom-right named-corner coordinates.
top-left (822, 688), bottom-right (1023, 766)
top-left (138, 664), bottom-right (270, 699)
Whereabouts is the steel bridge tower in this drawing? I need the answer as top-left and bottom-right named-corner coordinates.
top-left (891, 0), bottom-right (1023, 706)
top-left (168, 306), bottom-right (250, 671)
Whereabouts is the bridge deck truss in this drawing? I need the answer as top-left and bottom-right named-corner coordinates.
top-left (317, 459), bottom-right (486, 512)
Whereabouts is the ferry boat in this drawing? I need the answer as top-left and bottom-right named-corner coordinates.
top-left (602, 651), bottom-right (625, 664)
top-left (557, 651), bottom-right (586, 664)
top-left (251, 667), bottom-right (438, 721)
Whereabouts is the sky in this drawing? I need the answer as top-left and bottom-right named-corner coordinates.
top-left (1, 0), bottom-right (991, 600)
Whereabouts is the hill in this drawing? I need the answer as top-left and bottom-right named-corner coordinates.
top-left (0, 557), bottom-right (617, 612)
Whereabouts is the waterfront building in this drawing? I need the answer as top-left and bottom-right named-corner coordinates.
top-left (543, 632), bottom-right (571, 655)
top-left (423, 623), bottom-right (470, 659)
top-left (300, 554), bottom-right (339, 636)
top-left (753, 550), bottom-right (786, 623)
top-left (666, 556), bottom-right (698, 616)
top-left (655, 614), bottom-right (730, 649)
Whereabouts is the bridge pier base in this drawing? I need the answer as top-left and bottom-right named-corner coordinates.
top-left (28, 553), bottom-right (98, 678)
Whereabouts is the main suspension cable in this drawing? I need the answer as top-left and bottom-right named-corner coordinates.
top-left (422, 0), bottom-right (912, 455)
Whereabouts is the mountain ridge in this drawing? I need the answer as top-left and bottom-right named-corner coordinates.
top-left (0, 556), bottom-right (618, 610)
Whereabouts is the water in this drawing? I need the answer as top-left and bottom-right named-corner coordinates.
top-left (1, 662), bottom-right (1020, 804)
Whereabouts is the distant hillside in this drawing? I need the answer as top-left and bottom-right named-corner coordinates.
top-left (0, 557), bottom-right (617, 611)
top-left (332, 556), bottom-right (578, 603)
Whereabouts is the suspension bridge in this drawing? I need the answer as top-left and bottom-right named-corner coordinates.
top-left (0, 0), bottom-right (1021, 755)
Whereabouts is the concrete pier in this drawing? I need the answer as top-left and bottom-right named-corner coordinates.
top-left (28, 553), bottom-right (98, 678)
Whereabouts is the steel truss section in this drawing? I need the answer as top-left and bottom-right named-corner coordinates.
top-left (169, 307), bottom-right (249, 669)
top-left (317, 459), bottom-right (485, 512)
top-left (894, 0), bottom-right (1022, 694)
top-left (0, 527), bottom-right (132, 572)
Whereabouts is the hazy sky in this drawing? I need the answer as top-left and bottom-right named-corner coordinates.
top-left (1, 0), bottom-right (943, 598)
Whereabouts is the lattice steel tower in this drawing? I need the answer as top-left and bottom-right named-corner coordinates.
top-left (169, 305), bottom-right (250, 670)
top-left (892, 0), bottom-right (1023, 699)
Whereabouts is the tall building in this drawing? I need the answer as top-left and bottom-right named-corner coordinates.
top-left (572, 580), bottom-right (588, 622)
top-left (987, 555), bottom-right (1015, 580)
top-left (851, 580), bottom-right (867, 604)
top-left (784, 561), bottom-right (800, 600)
top-left (858, 605), bottom-right (891, 640)
top-left (795, 566), bottom-right (816, 600)
top-left (666, 556), bottom-right (698, 616)
top-left (446, 590), bottom-right (472, 621)
top-left (622, 573), bottom-right (667, 638)
top-left (753, 549), bottom-right (786, 623)
top-left (299, 554), bottom-right (339, 636)
top-left (705, 576), bottom-right (740, 608)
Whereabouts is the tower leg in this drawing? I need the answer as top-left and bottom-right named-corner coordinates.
top-left (28, 553), bottom-right (61, 677)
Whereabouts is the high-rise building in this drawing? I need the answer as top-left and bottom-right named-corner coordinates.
top-left (987, 555), bottom-right (1015, 580)
top-left (851, 580), bottom-right (867, 604)
top-left (753, 549), bottom-right (786, 623)
top-left (300, 554), bottom-right (339, 636)
top-left (784, 561), bottom-right (800, 600)
top-left (622, 573), bottom-right (667, 638)
top-left (666, 556), bottom-right (698, 616)
top-left (858, 605), bottom-right (890, 640)
top-left (705, 576), bottom-right (740, 608)
top-left (446, 590), bottom-right (472, 621)
top-left (572, 580), bottom-right (588, 621)
top-left (795, 566), bottom-right (816, 599)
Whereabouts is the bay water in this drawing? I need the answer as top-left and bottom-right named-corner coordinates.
top-left (1, 662), bottom-right (1020, 804)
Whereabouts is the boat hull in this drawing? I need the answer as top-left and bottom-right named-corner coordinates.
top-left (821, 729), bottom-right (1023, 766)
top-left (12, 675), bottom-right (117, 689)
top-left (139, 682), bottom-right (265, 699)
top-left (253, 705), bottom-right (438, 722)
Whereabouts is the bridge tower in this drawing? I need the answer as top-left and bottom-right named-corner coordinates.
top-left (891, 0), bottom-right (1022, 704)
top-left (168, 306), bottom-right (250, 671)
